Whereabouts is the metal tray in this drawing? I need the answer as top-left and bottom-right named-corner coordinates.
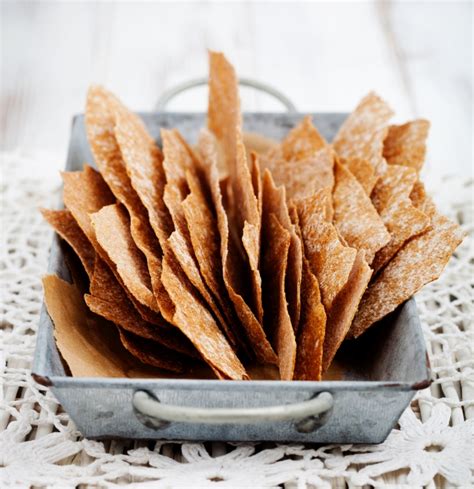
top-left (32, 112), bottom-right (431, 444)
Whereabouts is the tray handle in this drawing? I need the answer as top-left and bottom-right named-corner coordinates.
top-left (132, 390), bottom-right (333, 433)
top-left (155, 77), bottom-right (297, 113)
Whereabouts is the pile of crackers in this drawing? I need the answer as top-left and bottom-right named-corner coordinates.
top-left (42, 52), bottom-right (465, 381)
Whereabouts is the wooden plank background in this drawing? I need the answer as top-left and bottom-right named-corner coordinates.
top-left (1, 1), bottom-right (472, 183)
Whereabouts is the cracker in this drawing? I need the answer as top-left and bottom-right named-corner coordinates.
top-left (262, 169), bottom-right (303, 331)
top-left (261, 213), bottom-right (296, 380)
top-left (91, 203), bottom-right (157, 311)
top-left (410, 180), bottom-right (437, 218)
top-left (294, 258), bottom-right (326, 381)
top-left (383, 119), bottom-right (430, 172)
top-left (62, 165), bottom-right (115, 247)
top-left (342, 158), bottom-right (378, 195)
top-left (86, 87), bottom-right (172, 319)
top-left (350, 212), bottom-right (465, 337)
top-left (118, 329), bottom-right (187, 373)
top-left (269, 115), bottom-right (327, 161)
top-left (260, 146), bottom-right (335, 202)
top-left (323, 251), bottom-right (372, 371)
top-left (41, 208), bottom-right (95, 278)
top-left (161, 250), bottom-right (248, 380)
top-left (371, 165), bottom-right (431, 272)
top-left (244, 132), bottom-right (278, 160)
top-left (333, 161), bottom-right (390, 263)
top-left (114, 103), bottom-right (173, 246)
top-left (197, 129), bottom-right (277, 365)
top-left (297, 189), bottom-right (357, 310)
top-left (333, 92), bottom-right (394, 172)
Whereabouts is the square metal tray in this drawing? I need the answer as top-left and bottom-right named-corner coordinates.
top-left (32, 112), bottom-right (431, 443)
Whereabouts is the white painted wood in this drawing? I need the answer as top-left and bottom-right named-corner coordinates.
top-left (1, 1), bottom-right (471, 178)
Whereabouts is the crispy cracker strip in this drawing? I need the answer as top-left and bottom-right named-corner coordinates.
top-left (341, 158), bottom-right (378, 195)
top-left (261, 214), bottom-right (296, 380)
top-left (350, 212), bottom-right (465, 338)
top-left (333, 161), bottom-right (390, 263)
top-left (244, 132), bottom-right (278, 161)
top-left (262, 169), bottom-right (303, 331)
top-left (333, 92), bottom-right (393, 172)
top-left (260, 146), bottom-right (335, 202)
top-left (268, 116), bottom-right (327, 161)
top-left (371, 165), bottom-right (431, 273)
top-left (198, 129), bottom-right (277, 365)
top-left (114, 104), bottom-right (173, 246)
top-left (86, 86), bottom-right (172, 318)
top-left (297, 189), bottom-right (357, 311)
top-left (41, 209), bottom-right (95, 278)
top-left (91, 203), bottom-right (156, 311)
top-left (62, 165), bottom-right (115, 247)
top-left (294, 258), bottom-right (326, 381)
top-left (383, 119), bottom-right (430, 172)
top-left (410, 180), bottom-right (437, 217)
top-left (117, 329), bottom-right (186, 373)
top-left (161, 250), bottom-right (248, 380)
top-left (323, 251), bottom-right (372, 371)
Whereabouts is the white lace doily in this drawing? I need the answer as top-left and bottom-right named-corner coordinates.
top-left (1, 151), bottom-right (473, 488)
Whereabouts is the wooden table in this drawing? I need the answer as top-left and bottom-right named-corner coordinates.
top-left (2, 1), bottom-right (472, 182)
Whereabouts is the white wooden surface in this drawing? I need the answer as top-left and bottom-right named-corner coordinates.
top-left (1, 1), bottom-right (472, 183)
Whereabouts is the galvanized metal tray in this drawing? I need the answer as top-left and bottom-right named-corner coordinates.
top-left (32, 112), bottom-right (431, 444)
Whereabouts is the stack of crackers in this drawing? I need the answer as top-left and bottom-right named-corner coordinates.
top-left (42, 52), bottom-right (465, 381)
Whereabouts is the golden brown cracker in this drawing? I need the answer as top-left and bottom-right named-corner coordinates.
top-left (117, 329), bottom-right (186, 373)
top-left (41, 208), bottom-right (95, 278)
top-left (333, 161), bottom-right (390, 263)
top-left (371, 165), bottom-right (431, 272)
top-left (260, 146), bottom-right (335, 202)
top-left (161, 250), bottom-right (248, 380)
top-left (268, 116), bottom-right (327, 161)
top-left (91, 203), bottom-right (157, 311)
top-left (262, 170), bottom-right (303, 331)
top-left (294, 258), bottom-right (326, 381)
top-left (383, 119), bottom-right (430, 172)
top-left (323, 251), bottom-right (372, 371)
top-left (297, 189), bottom-right (357, 310)
top-left (350, 212), bottom-right (465, 337)
top-left (114, 104), bottom-right (173, 246)
top-left (197, 129), bottom-right (277, 365)
top-left (410, 180), bottom-right (437, 218)
top-left (244, 132), bottom-right (278, 160)
top-left (342, 158), bottom-right (378, 195)
top-left (261, 214), bottom-right (296, 380)
top-left (62, 165), bottom-right (115, 246)
top-left (85, 86), bottom-right (172, 319)
top-left (333, 92), bottom-right (393, 172)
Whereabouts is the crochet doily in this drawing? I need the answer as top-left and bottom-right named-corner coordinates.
top-left (1, 150), bottom-right (473, 488)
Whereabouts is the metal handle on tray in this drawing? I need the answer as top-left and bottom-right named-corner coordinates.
top-left (155, 77), bottom-right (297, 113)
top-left (133, 390), bottom-right (333, 433)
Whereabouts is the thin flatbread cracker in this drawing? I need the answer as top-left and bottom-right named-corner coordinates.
top-left (62, 165), bottom-right (115, 247)
top-left (41, 208), bottom-right (95, 278)
top-left (244, 132), bottom-right (278, 160)
top-left (261, 214), bottom-right (296, 380)
top-left (294, 258), bottom-right (326, 381)
top-left (323, 251), bottom-right (372, 371)
top-left (342, 158), bottom-right (378, 195)
top-left (333, 92), bottom-right (393, 172)
top-left (86, 86), bottom-right (172, 319)
top-left (297, 189), bottom-right (357, 311)
top-left (410, 180), bottom-right (436, 217)
top-left (260, 146), bottom-right (335, 202)
top-left (333, 161), bottom-right (390, 263)
top-left (117, 329), bottom-right (186, 373)
top-left (371, 165), bottom-right (431, 272)
top-left (383, 119), bottom-right (430, 172)
top-left (114, 104), bottom-right (173, 246)
top-left (262, 170), bottom-right (303, 331)
top-left (198, 129), bottom-right (277, 365)
top-left (350, 212), bottom-right (465, 337)
top-left (91, 204), bottom-right (157, 311)
top-left (267, 116), bottom-right (326, 161)
top-left (161, 250), bottom-right (248, 380)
